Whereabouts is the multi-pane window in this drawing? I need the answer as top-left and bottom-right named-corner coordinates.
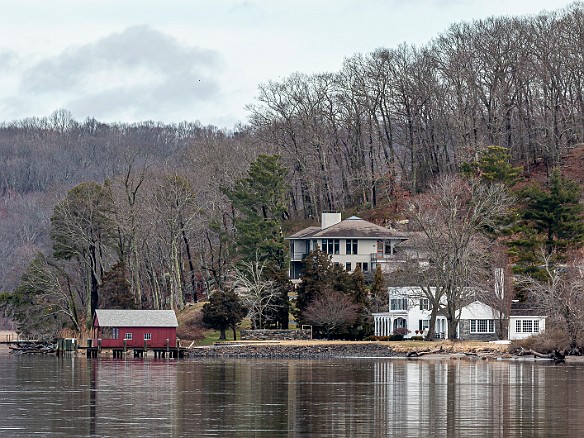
top-left (322, 239), bottom-right (340, 255)
top-left (144, 333), bottom-right (152, 341)
top-left (470, 320), bottom-right (495, 333)
top-left (112, 328), bottom-right (119, 340)
top-left (419, 298), bottom-right (432, 311)
top-left (345, 262), bottom-right (352, 271)
top-left (346, 239), bottom-right (358, 255)
top-left (515, 319), bottom-right (541, 333)
top-left (124, 332), bottom-right (133, 340)
top-left (390, 297), bottom-right (408, 311)
top-left (419, 320), bottom-right (430, 331)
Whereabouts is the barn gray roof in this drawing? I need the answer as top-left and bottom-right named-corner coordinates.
top-left (94, 309), bottom-right (178, 328)
top-left (287, 216), bottom-right (408, 240)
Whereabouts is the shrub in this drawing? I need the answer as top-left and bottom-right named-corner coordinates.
top-left (509, 327), bottom-right (571, 354)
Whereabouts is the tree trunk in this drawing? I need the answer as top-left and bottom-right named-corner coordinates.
top-left (219, 327), bottom-right (227, 340)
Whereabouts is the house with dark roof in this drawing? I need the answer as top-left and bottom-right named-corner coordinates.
top-left (372, 287), bottom-right (547, 341)
top-left (93, 309), bottom-right (179, 349)
top-left (286, 213), bottom-right (413, 280)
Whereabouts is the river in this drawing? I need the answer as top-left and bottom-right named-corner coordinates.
top-left (0, 351), bottom-right (582, 437)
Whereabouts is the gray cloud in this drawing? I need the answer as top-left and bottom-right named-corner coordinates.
top-left (19, 25), bottom-right (223, 121)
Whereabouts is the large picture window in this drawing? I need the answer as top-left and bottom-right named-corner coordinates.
top-left (470, 320), bottom-right (495, 334)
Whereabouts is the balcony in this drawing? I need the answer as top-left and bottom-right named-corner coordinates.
top-left (290, 251), bottom-right (309, 261)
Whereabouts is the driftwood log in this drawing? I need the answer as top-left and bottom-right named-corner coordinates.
top-left (516, 347), bottom-right (565, 364)
top-left (407, 346), bottom-right (444, 357)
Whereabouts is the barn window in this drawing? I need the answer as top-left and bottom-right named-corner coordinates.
top-left (124, 332), bottom-right (133, 340)
top-left (144, 333), bottom-right (152, 341)
top-left (112, 328), bottom-right (119, 339)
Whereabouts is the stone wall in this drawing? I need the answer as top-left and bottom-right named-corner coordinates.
top-left (240, 329), bottom-right (312, 341)
top-left (458, 320), bottom-right (499, 342)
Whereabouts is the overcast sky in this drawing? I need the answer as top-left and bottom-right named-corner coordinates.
top-left (0, 0), bottom-right (576, 129)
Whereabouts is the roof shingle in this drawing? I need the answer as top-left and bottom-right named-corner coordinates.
top-left (94, 309), bottom-right (178, 328)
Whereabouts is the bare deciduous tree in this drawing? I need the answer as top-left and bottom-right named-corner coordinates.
top-left (409, 175), bottom-right (512, 339)
top-left (303, 289), bottom-right (359, 339)
top-left (517, 250), bottom-right (584, 351)
top-left (233, 258), bottom-right (281, 330)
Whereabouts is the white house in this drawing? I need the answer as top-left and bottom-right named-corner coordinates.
top-left (287, 213), bottom-right (413, 280)
top-left (372, 287), bottom-right (546, 341)
top-left (372, 287), bottom-right (448, 339)
top-left (508, 302), bottom-right (547, 340)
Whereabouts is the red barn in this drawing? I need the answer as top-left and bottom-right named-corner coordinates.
top-left (93, 309), bottom-right (179, 349)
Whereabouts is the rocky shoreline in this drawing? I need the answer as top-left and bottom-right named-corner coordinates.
top-left (185, 340), bottom-right (516, 360)
top-left (188, 343), bottom-right (405, 359)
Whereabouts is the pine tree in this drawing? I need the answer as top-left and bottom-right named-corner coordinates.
top-left (224, 154), bottom-right (289, 265)
top-left (224, 154), bottom-right (291, 327)
top-left (369, 264), bottom-right (387, 312)
top-left (461, 145), bottom-right (522, 187)
top-left (511, 170), bottom-right (584, 279)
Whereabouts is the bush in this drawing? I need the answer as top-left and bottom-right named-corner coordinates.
top-left (410, 336), bottom-right (425, 341)
top-left (509, 327), bottom-right (571, 354)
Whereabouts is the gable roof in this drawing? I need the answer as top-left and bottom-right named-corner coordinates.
top-left (94, 309), bottom-right (178, 328)
top-left (287, 216), bottom-right (408, 240)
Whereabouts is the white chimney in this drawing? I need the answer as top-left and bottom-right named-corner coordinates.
top-left (321, 212), bottom-right (342, 229)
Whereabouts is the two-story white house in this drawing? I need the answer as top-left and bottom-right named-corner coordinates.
top-left (286, 213), bottom-right (412, 280)
top-left (372, 287), bottom-right (547, 341)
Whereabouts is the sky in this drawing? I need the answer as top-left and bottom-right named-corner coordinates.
top-left (0, 0), bottom-right (577, 129)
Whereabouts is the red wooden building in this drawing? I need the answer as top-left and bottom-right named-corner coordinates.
top-left (93, 309), bottom-right (179, 349)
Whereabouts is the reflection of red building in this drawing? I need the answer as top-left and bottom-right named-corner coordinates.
top-left (93, 310), bottom-right (178, 348)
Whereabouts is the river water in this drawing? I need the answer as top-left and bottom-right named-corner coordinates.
top-left (0, 351), bottom-right (582, 437)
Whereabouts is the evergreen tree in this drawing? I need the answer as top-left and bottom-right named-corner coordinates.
top-left (369, 264), bottom-right (387, 312)
top-left (224, 154), bottom-right (291, 327)
top-left (295, 248), bottom-right (334, 323)
top-left (99, 261), bottom-right (135, 310)
top-left (350, 266), bottom-right (367, 306)
top-left (224, 154), bottom-right (289, 264)
top-left (511, 170), bottom-right (584, 279)
top-left (461, 145), bottom-right (522, 187)
top-left (202, 288), bottom-right (246, 340)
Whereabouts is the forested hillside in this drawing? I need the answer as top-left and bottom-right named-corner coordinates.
top-left (2, 4), bottom-right (584, 333)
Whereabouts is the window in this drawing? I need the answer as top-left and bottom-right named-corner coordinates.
top-left (516, 319), bottom-right (541, 333)
top-left (112, 328), bottom-right (119, 340)
top-left (419, 298), bottom-right (432, 311)
top-left (346, 239), bottom-right (358, 255)
top-left (470, 320), bottom-right (495, 334)
top-left (322, 239), bottom-right (340, 255)
top-left (345, 262), bottom-right (352, 271)
top-left (384, 241), bottom-right (393, 255)
top-left (390, 297), bottom-right (408, 311)
top-left (362, 262), bottom-right (369, 272)
top-left (419, 320), bottom-right (429, 331)
top-left (144, 333), bottom-right (152, 341)
top-left (124, 332), bottom-right (133, 340)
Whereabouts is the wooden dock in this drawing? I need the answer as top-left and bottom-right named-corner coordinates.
top-left (84, 346), bottom-right (188, 359)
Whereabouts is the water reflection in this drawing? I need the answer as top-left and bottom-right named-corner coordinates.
top-left (0, 352), bottom-right (583, 437)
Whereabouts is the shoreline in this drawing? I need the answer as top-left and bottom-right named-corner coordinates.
top-left (185, 340), bottom-right (508, 360)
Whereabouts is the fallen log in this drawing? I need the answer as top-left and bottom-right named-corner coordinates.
top-left (516, 347), bottom-right (565, 363)
top-left (407, 346), bottom-right (444, 357)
